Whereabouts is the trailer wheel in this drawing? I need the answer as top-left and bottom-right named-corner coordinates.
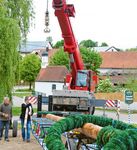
top-left (12, 120), bottom-right (18, 137)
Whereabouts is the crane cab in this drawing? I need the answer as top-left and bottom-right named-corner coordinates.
top-left (75, 70), bottom-right (90, 91)
top-left (75, 70), bottom-right (97, 92)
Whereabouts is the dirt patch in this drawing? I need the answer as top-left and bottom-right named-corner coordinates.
top-left (0, 130), bottom-right (42, 150)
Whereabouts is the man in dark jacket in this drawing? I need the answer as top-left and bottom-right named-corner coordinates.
top-left (0, 97), bottom-right (12, 141)
top-left (20, 96), bottom-right (33, 142)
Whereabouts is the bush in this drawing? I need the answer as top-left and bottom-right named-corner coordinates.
top-left (97, 78), bottom-right (116, 93)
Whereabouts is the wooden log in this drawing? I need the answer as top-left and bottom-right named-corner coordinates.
top-left (42, 114), bottom-right (102, 139)
top-left (75, 123), bottom-right (102, 139)
top-left (46, 114), bottom-right (64, 121)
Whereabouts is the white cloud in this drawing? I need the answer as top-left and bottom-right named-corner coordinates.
top-left (27, 0), bottom-right (137, 49)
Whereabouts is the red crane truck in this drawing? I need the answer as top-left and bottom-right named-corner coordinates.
top-left (48, 0), bottom-right (98, 114)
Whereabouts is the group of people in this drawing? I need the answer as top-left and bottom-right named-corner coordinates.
top-left (0, 96), bottom-right (33, 142)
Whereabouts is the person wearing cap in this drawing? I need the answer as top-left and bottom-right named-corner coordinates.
top-left (20, 96), bottom-right (33, 142)
top-left (0, 97), bottom-right (12, 141)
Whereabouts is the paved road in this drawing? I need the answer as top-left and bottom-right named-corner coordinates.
top-left (13, 109), bottom-right (137, 124)
top-left (12, 96), bottom-right (24, 107)
top-left (94, 109), bottom-right (137, 124)
top-left (12, 96), bottom-right (137, 124)
top-left (12, 96), bottom-right (37, 108)
top-left (0, 130), bottom-right (42, 150)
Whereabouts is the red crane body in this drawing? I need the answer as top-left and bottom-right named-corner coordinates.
top-left (52, 0), bottom-right (97, 92)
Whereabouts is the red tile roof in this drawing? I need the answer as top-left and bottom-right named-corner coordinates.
top-left (100, 51), bottom-right (137, 69)
top-left (36, 66), bottom-right (69, 82)
top-left (32, 48), bottom-right (46, 57)
top-left (48, 49), bottom-right (59, 58)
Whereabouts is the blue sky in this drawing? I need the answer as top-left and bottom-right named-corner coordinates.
top-left (27, 0), bottom-right (137, 49)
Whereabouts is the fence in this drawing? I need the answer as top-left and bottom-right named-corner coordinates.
top-left (95, 92), bottom-right (137, 102)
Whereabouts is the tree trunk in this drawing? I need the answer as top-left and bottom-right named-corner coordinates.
top-left (29, 82), bottom-right (31, 90)
top-left (44, 114), bottom-right (102, 139)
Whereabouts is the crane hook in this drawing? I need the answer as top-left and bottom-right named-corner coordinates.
top-left (44, 0), bottom-right (50, 33)
top-left (44, 27), bottom-right (50, 33)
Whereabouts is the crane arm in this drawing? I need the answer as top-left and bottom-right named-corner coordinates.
top-left (53, 0), bottom-right (84, 86)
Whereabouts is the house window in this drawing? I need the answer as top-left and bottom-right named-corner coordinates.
top-left (52, 84), bottom-right (56, 90)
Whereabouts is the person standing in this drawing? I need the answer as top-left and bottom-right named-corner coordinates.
top-left (0, 97), bottom-right (12, 141)
top-left (20, 97), bottom-right (33, 142)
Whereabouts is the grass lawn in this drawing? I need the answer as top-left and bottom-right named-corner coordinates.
top-left (133, 124), bottom-right (137, 127)
top-left (12, 93), bottom-right (32, 98)
top-left (15, 89), bottom-right (33, 92)
top-left (12, 88), bottom-right (33, 98)
top-left (12, 107), bottom-right (37, 116)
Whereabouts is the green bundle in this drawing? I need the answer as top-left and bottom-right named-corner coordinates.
top-left (44, 114), bottom-right (137, 150)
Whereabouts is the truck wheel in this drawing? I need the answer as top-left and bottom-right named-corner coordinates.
top-left (9, 119), bottom-right (13, 129)
top-left (12, 120), bottom-right (18, 137)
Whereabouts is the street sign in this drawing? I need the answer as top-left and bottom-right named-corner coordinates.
top-left (125, 90), bottom-right (134, 105)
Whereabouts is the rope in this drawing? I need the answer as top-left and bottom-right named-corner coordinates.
top-left (46, 0), bottom-right (49, 11)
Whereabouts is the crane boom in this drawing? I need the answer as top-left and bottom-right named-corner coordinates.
top-left (53, 0), bottom-right (87, 88)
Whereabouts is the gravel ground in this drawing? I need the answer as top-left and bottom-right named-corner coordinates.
top-left (0, 130), bottom-right (42, 150)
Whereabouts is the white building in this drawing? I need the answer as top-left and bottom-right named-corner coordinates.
top-left (99, 51), bottom-right (137, 85)
top-left (35, 66), bottom-right (68, 96)
top-left (91, 46), bottom-right (120, 52)
top-left (41, 50), bottom-right (49, 68)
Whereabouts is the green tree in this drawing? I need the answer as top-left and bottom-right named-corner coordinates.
top-left (79, 39), bottom-right (98, 48)
top-left (53, 40), bottom-right (64, 48)
top-left (8, 0), bottom-right (33, 39)
top-left (20, 54), bottom-right (41, 90)
top-left (80, 47), bottom-right (102, 72)
top-left (49, 49), bottom-right (69, 69)
top-left (0, 0), bottom-right (33, 101)
top-left (126, 48), bottom-right (137, 51)
top-left (49, 47), bottom-right (102, 72)
top-left (101, 42), bottom-right (108, 47)
top-left (0, 18), bottom-right (20, 100)
top-left (97, 78), bottom-right (114, 93)
top-left (125, 78), bottom-right (137, 92)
